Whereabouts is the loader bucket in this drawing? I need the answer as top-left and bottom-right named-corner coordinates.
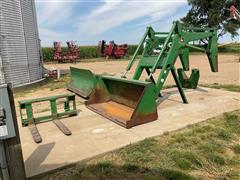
top-left (68, 67), bottom-right (97, 98)
top-left (86, 76), bottom-right (158, 128)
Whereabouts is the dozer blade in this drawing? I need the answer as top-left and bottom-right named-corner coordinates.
top-left (86, 76), bottom-right (158, 128)
top-left (68, 67), bottom-right (97, 98)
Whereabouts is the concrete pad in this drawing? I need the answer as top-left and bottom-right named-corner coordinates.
top-left (18, 87), bottom-right (240, 177)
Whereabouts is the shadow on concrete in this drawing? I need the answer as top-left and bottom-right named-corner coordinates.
top-left (157, 88), bottom-right (185, 105)
top-left (157, 87), bottom-right (209, 106)
top-left (194, 87), bottom-right (208, 93)
top-left (24, 142), bottom-right (55, 176)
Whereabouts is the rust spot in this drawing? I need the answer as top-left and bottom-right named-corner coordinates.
top-left (87, 100), bottom-right (158, 129)
top-left (85, 77), bottom-right (158, 128)
top-left (88, 100), bottom-right (134, 123)
top-left (130, 112), bottom-right (158, 128)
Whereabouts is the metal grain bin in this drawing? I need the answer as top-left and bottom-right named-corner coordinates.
top-left (0, 0), bottom-right (43, 87)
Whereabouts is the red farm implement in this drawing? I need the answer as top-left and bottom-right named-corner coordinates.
top-left (53, 41), bottom-right (80, 63)
top-left (98, 40), bottom-right (128, 59)
top-left (226, 0), bottom-right (240, 23)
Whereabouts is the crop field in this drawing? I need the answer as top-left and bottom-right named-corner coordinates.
top-left (42, 43), bottom-right (240, 62)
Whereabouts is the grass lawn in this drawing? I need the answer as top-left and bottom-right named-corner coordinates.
top-left (34, 110), bottom-right (240, 180)
top-left (200, 83), bottom-right (240, 93)
top-left (13, 75), bottom-right (70, 98)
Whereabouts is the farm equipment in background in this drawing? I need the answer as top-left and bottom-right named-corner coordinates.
top-left (44, 67), bottom-right (61, 79)
top-left (53, 41), bottom-right (80, 63)
top-left (69, 21), bottom-right (218, 128)
top-left (226, 0), bottom-right (240, 22)
top-left (98, 40), bottom-right (128, 59)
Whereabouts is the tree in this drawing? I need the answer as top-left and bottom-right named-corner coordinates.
top-left (181, 0), bottom-right (240, 38)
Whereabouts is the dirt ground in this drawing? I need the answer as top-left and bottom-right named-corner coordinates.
top-left (45, 54), bottom-right (240, 85)
top-left (15, 54), bottom-right (239, 117)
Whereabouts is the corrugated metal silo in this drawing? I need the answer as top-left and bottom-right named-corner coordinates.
top-left (0, 0), bottom-right (44, 87)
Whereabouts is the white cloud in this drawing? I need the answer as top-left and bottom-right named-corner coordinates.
top-left (36, 1), bottom-right (75, 27)
top-left (35, 0), bottom-right (236, 46)
top-left (38, 28), bottom-right (70, 46)
top-left (76, 0), bottom-right (187, 36)
top-left (35, 0), bottom-right (78, 46)
top-left (35, 0), bottom-right (191, 46)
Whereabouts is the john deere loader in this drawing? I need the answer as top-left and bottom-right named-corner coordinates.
top-left (68, 21), bottom-right (218, 128)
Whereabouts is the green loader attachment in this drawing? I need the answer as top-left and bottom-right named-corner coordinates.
top-left (69, 21), bottom-right (218, 128)
top-left (68, 67), bottom-right (97, 98)
top-left (86, 76), bottom-right (158, 128)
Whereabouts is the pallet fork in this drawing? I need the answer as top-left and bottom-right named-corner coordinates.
top-left (19, 94), bottom-right (77, 143)
top-left (69, 21), bottom-right (218, 128)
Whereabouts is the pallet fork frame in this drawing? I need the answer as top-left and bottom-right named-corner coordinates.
top-left (19, 93), bottom-right (77, 143)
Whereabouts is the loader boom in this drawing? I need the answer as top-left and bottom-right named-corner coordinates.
top-left (125, 21), bottom-right (218, 100)
top-left (69, 21), bottom-right (218, 128)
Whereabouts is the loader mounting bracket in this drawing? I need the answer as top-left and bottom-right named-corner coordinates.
top-left (177, 68), bottom-right (200, 89)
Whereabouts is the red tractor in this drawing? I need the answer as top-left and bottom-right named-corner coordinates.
top-left (98, 40), bottom-right (128, 59)
top-left (53, 41), bottom-right (80, 63)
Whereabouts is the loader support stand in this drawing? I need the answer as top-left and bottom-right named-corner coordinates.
top-left (133, 65), bottom-right (144, 80)
top-left (146, 68), bottom-right (162, 97)
top-left (145, 68), bottom-right (156, 84)
top-left (171, 67), bottom-right (188, 104)
top-left (177, 68), bottom-right (200, 89)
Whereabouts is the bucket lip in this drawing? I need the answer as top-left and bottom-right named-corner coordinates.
top-left (70, 66), bottom-right (93, 73)
top-left (70, 66), bottom-right (78, 70)
top-left (67, 85), bottom-right (91, 98)
top-left (101, 75), bottom-right (152, 86)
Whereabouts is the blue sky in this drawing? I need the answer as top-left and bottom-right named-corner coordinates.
top-left (35, 0), bottom-right (239, 47)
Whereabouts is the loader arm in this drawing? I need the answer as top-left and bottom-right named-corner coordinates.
top-left (123, 27), bottom-right (152, 75)
top-left (128, 21), bottom-right (218, 100)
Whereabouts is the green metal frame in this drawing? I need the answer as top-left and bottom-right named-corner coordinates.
top-left (123, 21), bottom-right (218, 102)
top-left (68, 21), bottom-right (218, 128)
top-left (19, 93), bottom-right (77, 126)
top-left (177, 68), bottom-right (200, 89)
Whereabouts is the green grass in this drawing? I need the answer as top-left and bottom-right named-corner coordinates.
top-left (201, 83), bottom-right (240, 92)
top-left (218, 43), bottom-right (240, 54)
top-left (232, 144), bottom-right (240, 154)
top-left (33, 110), bottom-right (240, 180)
top-left (14, 75), bottom-right (70, 98)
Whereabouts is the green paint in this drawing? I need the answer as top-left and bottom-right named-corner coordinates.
top-left (19, 93), bottom-right (77, 126)
top-left (69, 21), bottom-right (218, 127)
top-left (69, 67), bottom-right (97, 98)
top-left (178, 68), bottom-right (200, 89)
